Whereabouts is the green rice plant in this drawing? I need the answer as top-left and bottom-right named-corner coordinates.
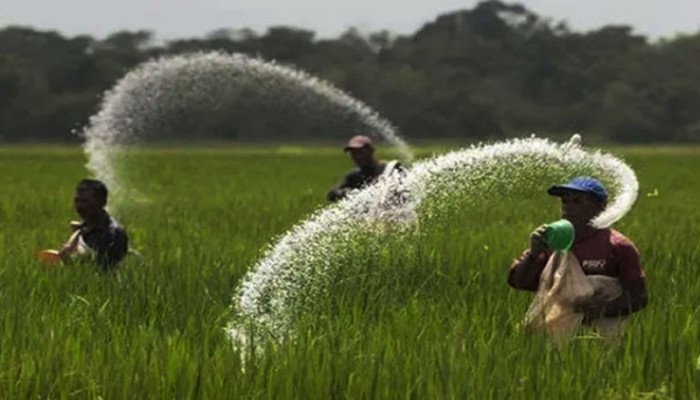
top-left (0, 145), bottom-right (697, 399)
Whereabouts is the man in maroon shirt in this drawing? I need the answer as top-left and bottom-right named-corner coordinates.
top-left (508, 177), bottom-right (648, 324)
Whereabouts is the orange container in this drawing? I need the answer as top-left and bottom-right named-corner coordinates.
top-left (37, 250), bottom-right (62, 265)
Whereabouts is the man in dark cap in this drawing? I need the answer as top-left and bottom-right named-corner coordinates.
top-left (327, 135), bottom-right (403, 202)
top-left (508, 177), bottom-right (648, 328)
top-left (57, 179), bottom-right (129, 270)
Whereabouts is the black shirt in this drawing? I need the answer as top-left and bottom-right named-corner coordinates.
top-left (327, 161), bottom-right (403, 202)
top-left (79, 211), bottom-right (129, 269)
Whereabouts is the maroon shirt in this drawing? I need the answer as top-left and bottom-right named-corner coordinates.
top-left (509, 228), bottom-right (645, 292)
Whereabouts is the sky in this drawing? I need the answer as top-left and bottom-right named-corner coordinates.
top-left (1, 0), bottom-right (698, 41)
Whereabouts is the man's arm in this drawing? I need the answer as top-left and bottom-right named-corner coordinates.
top-left (58, 229), bottom-right (82, 261)
top-left (327, 186), bottom-right (350, 202)
top-left (577, 278), bottom-right (648, 318)
top-left (508, 251), bottom-right (548, 291)
top-left (508, 226), bottom-right (549, 291)
top-left (327, 172), bottom-right (356, 202)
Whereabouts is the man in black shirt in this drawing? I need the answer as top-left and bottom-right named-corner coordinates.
top-left (327, 135), bottom-right (402, 202)
top-left (58, 179), bottom-right (129, 270)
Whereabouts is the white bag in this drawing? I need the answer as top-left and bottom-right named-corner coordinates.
top-left (524, 251), bottom-right (624, 343)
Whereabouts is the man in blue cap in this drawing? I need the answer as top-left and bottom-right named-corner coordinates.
top-left (508, 176), bottom-right (648, 327)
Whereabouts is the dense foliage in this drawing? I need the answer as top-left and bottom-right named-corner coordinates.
top-left (1, 1), bottom-right (699, 143)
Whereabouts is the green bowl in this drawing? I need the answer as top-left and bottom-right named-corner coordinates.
top-left (544, 219), bottom-right (575, 251)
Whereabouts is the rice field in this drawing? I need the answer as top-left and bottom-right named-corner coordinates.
top-left (0, 145), bottom-right (698, 399)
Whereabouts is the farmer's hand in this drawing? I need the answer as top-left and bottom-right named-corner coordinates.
top-left (330, 188), bottom-right (352, 201)
top-left (58, 229), bottom-right (81, 260)
top-left (58, 246), bottom-right (73, 260)
top-left (529, 225), bottom-right (547, 255)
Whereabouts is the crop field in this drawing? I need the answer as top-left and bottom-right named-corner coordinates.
top-left (0, 145), bottom-right (698, 399)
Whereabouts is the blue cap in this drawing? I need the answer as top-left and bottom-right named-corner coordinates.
top-left (547, 176), bottom-right (608, 204)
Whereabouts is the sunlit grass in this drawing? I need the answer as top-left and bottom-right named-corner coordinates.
top-left (0, 145), bottom-right (697, 398)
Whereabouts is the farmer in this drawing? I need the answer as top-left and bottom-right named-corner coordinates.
top-left (508, 177), bottom-right (648, 328)
top-left (57, 179), bottom-right (129, 269)
top-left (327, 135), bottom-right (403, 202)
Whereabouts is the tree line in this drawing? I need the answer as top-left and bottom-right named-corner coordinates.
top-left (1, 0), bottom-right (699, 143)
